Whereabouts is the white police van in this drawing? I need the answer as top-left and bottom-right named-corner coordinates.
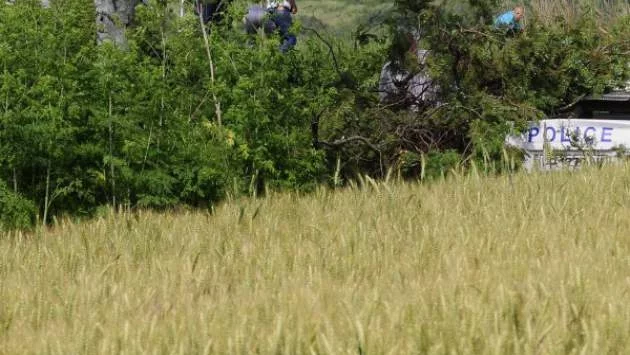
top-left (506, 90), bottom-right (630, 170)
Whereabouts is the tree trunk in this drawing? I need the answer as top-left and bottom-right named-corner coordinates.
top-left (43, 162), bottom-right (51, 226)
top-left (198, 10), bottom-right (222, 125)
top-left (108, 94), bottom-right (116, 209)
top-left (13, 168), bottom-right (17, 192)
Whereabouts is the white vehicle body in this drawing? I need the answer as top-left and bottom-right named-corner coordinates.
top-left (506, 90), bottom-right (630, 170)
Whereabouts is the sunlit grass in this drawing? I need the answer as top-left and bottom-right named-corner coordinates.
top-left (527, 0), bottom-right (630, 26)
top-left (2, 163), bottom-right (630, 354)
top-left (299, 0), bottom-right (391, 34)
top-left (296, 0), bottom-right (630, 35)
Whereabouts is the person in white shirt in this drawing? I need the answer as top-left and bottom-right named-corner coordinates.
top-left (266, 0), bottom-right (297, 13)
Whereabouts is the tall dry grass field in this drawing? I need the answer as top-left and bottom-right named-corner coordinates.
top-left (296, 0), bottom-right (630, 34)
top-left (528, 0), bottom-right (630, 25)
top-left (1, 164), bottom-right (630, 354)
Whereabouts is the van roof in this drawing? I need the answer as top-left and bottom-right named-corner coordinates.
top-left (583, 90), bottom-right (630, 102)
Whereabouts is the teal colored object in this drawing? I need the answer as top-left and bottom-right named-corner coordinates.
top-left (494, 10), bottom-right (521, 31)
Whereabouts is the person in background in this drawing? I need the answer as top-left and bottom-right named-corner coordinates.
top-left (195, 0), bottom-right (229, 25)
top-left (267, 0), bottom-right (298, 52)
top-left (494, 6), bottom-right (524, 33)
top-left (245, 4), bottom-right (274, 35)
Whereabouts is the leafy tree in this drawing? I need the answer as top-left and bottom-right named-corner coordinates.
top-left (321, 0), bottom-right (630, 177)
top-left (1, 0), bottom-right (628, 229)
top-left (0, 180), bottom-right (36, 231)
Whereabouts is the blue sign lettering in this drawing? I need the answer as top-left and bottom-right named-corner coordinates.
top-left (525, 124), bottom-right (616, 144)
top-left (583, 127), bottom-right (596, 138)
top-left (528, 127), bottom-right (539, 142)
top-left (560, 127), bottom-right (572, 143)
top-left (601, 127), bottom-right (613, 142)
top-left (545, 126), bottom-right (556, 141)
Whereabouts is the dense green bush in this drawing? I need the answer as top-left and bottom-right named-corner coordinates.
top-left (0, 0), bottom-right (385, 226)
top-left (322, 0), bottom-right (630, 176)
top-left (0, 180), bottom-right (36, 231)
top-left (0, 0), bottom-right (628, 228)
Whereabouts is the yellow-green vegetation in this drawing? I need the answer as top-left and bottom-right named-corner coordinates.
top-left (2, 164), bottom-right (630, 354)
top-left (299, 0), bottom-right (390, 33)
top-left (297, 0), bottom-right (630, 33)
top-left (528, 0), bottom-right (630, 25)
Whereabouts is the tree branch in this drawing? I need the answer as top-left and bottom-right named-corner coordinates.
top-left (556, 93), bottom-right (586, 112)
top-left (317, 136), bottom-right (381, 152)
top-left (198, 9), bottom-right (222, 126)
top-left (303, 27), bottom-right (342, 78)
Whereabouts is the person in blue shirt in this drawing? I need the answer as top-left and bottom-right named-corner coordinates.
top-left (494, 6), bottom-right (524, 33)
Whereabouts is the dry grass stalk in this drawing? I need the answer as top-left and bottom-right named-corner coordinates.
top-left (2, 163), bottom-right (630, 353)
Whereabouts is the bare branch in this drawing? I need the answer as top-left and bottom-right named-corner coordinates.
top-left (556, 93), bottom-right (586, 112)
top-left (303, 27), bottom-right (342, 78)
top-left (318, 136), bottom-right (382, 152)
top-left (198, 10), bottom-right (222, 125)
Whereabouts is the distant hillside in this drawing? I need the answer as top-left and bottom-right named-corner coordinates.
top-left (274, 0), bottom-right (630, 36)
